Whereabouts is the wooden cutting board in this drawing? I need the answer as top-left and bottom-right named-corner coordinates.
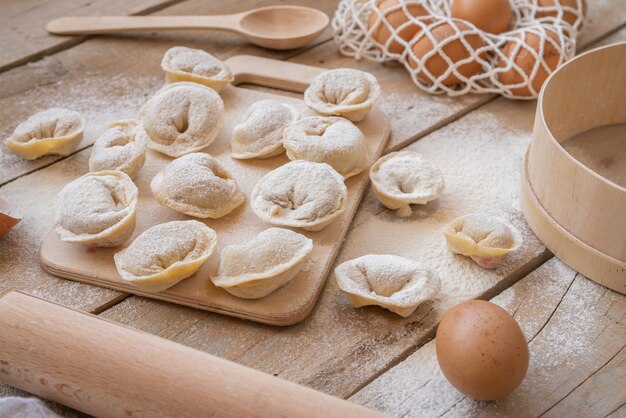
top-left (40, 55), bottom-right (391, 326)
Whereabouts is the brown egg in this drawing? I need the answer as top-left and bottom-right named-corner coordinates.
top-left (409, 21), bottom-right (486, 86)
top-left (435, 300), bottom-right (529, 400)
top-left (497, 29), bottom-right (561, 97)
top-left (368, 0), bottom-right (430, 54)
top-left (450, 0), bottom-right (513, 34)
top-left (535, 0), bottom-right (587, 26)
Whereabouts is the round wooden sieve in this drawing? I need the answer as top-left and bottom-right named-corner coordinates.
top-left (521, 41), bottom-right (626, 294)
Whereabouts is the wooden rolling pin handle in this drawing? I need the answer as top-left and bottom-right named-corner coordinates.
top-left (225, 55), bottom-right (325, 93)
top-left (0, 292), bottom-right (387, 418)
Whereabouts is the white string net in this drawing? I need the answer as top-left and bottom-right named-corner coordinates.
top-left (332, 0), bottom-right (585, 99)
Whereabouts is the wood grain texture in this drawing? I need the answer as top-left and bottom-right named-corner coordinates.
top-left (0, 0), bottom-right (187, 73)
top-left (350, 258), bottom-right (626, 418)
top-left (0, 0), bottom-right (338, 186)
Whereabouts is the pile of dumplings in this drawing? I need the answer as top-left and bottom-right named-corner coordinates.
top-left (3, 46), bottom-right (381, 302)
top-left (4, 45), bottom-right (524, 317)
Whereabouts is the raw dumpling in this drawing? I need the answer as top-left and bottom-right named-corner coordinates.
top-left (283, 116), bottom-right (369, 179)
top-left (443, 213), bottom-right (523, 269)
top-left (231, 99), bottom-right (298, 159)
top-left (114, 220), bottom-right (217, 292)
top-left (161, 46), bottom-right (234, 92)
top-left (304, 68), bottom-right (381, 122)
top-left (5, 108), bottom-right (84, 160)
top-left (212, 228), bottom-right (313, 299)
top-left (251, 160), bottom-right (347, 231)
top-left (151, 153), bottom-right (245, 219)
top-left (88, 120), bottom-right (148, 179)
top-left (55, 170), bottom-right (138, 247)
top-left (370, 151), bottom-right (444, 217)
top-left (335, 254), bottom-right (441, 317)
top-left (140, 82), bottom-right (224, 158)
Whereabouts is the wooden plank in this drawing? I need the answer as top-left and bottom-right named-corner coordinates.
top-left (0, 0), bottom-right (338, 187)
top-left (0, 0), bottom-right (187, 73)
top-left (349, 258), bottom-right (626, 418)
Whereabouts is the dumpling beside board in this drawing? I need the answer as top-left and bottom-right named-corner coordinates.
top-left (335, 254), bottom-right (441, 317)
top-left (443, 213), bottom-right (523, 269)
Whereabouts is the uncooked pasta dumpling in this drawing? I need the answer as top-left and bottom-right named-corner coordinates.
top-left (231, 99), bottom-right (298, 159)
top-left (304, 68), bottom-right (381, 122)
top-left (55, 171), bottom-right (138, 247)
top-left (212, 228), bottom-right (313, 299)
top-left (283, 116), bottom-right (369, 179)
top-left (140, 82), bottom-right (224, 158)
top-left (161, 46), bottom-right (234, 92)
top-left (251, 160), bottom-right (347, 231)
top-left (370, 151), bottom-right (444, 217)
top-left (335, 254), bottom-right (441, 317)
top-left (151, 153), bottom-right (245, 219)
top-left (443, 213), bottom-right (523, 269)
top-left (5, 108), bottom-right (84, 160)
top-left (114, 220), bottom-right (217, 292)
top-left (88, 120), bottom-right (148, 179)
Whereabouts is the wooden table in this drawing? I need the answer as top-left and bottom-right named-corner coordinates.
top-left (1, 1), bottom-right (625, 417)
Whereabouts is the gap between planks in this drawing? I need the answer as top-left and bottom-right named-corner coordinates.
top-left (0, 0), bottom-right (188, 74)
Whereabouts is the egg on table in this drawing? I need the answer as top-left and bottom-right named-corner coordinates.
top-left (435, 300), bottom-right (529, 400)
top-left (409, 21), bottom-right (486, 86)
top-left (497, 28), bottom-right (561, 97)
top-left (450, 0), bottom-right (513, 34)
top-left (368, 0), bottom-right (430, 54)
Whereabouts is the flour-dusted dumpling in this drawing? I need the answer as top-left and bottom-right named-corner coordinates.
top-left (55, 171), bottom-right (137, 247)
top-left (335, 254), bottom-right (440, 317)
top-left (304, 68), bottom-right (381, 122)
top-left (161, 46), bottom-right (234, 92)
top-left (151, 153), bottom-right (245, 219)
top-left (140, 82), bottom-right (224, 158)
top-left (251, 160), bottom-right (347, 232)
top-left (370, 151), bottom-right (445, 217)
top-left (231, 99), bottom-right (298, 159)
top-left (212, 228), bottom-right (313, 299)
top-left (5, 108), bottom-right (84, 160)
top-left (283, 116), bottom-right (369, 179)
top-left (443, 213), bottom-right (524, 269)
top-left (114, 220), bottom-right (217, 292)
top-left (88, 120), bottom-right (148, 179)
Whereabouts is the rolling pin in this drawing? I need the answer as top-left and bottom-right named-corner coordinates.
top-left (0, 292), bottom-right (386, 418)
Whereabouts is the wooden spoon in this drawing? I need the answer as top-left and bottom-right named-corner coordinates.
top-left (46, 5), bottom-right (330, 50)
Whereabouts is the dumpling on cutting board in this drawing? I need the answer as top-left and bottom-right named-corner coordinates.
top-left (212, 228), bottom-right (313, 299)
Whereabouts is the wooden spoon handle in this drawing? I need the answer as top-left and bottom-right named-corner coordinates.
top-left (226, 55), bottom-right (325, 93)
top-left (0, 292), bottom-right (386, 418)
top-left (46, 15), bottom-right (242, 35)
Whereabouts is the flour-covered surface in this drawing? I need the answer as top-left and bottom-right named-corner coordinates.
top-left (0, 149), bottom-right (124, 311)
top-left (98, 94), bottom-right (549, 399)
top-left (350, 258), bottom-right (626, 418)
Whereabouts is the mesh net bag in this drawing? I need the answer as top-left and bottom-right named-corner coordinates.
top-left (332, 0), bottom-right (585, 99)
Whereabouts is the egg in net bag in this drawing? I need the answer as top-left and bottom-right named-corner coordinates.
top-left (332, 0), bottom-right (584, 99)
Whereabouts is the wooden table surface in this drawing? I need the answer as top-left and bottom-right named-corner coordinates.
top-left (1, 1), bottom-right (625, 417)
